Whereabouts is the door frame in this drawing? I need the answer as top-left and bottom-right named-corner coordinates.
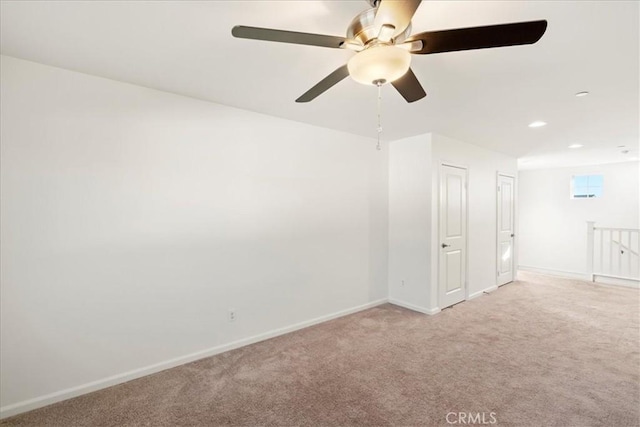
top-left (438, 161), bottom-right (470, 306)
top-left (496, 171), bottom-right (516, 286)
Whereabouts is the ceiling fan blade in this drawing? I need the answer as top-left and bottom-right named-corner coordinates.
top-left (405, 20), bottom-right (547, 55)
top-left (232, 25), bottom-right (346, 49)
top-left (374, 0), bottom-right (422, 40)
top-left (391, 68), bottom-right (426, 103)
top-left (296, 65), bottom-right (350, 103)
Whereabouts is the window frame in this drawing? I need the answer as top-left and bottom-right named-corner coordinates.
top-left (570, 173), bottom-right (604, 199)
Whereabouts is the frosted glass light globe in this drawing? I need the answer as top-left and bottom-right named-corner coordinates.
top-left (348, 45), bottom-right (411, 85)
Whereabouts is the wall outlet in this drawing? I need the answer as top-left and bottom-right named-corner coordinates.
top-left (228, 309), bottom-right (236, 322)
top-left (401, 280), bottom-right (405, 287)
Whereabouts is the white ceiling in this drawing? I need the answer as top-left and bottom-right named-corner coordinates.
top-left (1, 1), bottom-right (638, 168)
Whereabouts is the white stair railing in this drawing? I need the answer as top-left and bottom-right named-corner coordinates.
top-left (587, 221), bottom-right (640, 281)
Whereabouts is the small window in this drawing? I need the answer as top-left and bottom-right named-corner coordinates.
top-left (571, 174), bottom-right (603, 198)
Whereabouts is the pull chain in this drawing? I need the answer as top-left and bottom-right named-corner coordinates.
top-left (376, 80), bottom-right (383, 151)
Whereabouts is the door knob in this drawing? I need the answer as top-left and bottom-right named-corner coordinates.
top-left (510, 233), bottom-right (515, 237)
top-left (441, 243), bottom-right (450, 248)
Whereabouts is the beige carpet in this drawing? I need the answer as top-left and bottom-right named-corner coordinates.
top-left (2, 272), bottom-right (639, 426)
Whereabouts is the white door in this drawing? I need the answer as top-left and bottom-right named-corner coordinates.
top-left (497, 174), bottom-right (515, 286)
top-left (439, 164), bottom-right (468, 309)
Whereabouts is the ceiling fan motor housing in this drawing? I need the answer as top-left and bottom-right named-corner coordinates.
top-left (347, 8), bottom-right (411, 47)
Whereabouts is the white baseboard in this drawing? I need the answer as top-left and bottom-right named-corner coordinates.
top-left (593, 275), bottom-right (639, 289)
top-left (0, 298), bottom-right (387, 420)
top-left (468, 285), bottom-right (498, 300)
top-left (388, 298), bottom-right (440, 315)
top-left (518, 266), bottom-right (639, 289)
top-left (517, 265), bottom-right (590, 281)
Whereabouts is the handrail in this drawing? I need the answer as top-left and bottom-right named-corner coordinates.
top-left (611, 239), bottom-right (639, 257)
top-left (594, 226), bottom-right (638, 232)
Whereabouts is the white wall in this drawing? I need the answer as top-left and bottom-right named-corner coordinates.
top-left (388, 133), bottom-right (518, 312)
top-left (0, 55), bottom-right (388, 414)
top-left (518, 161), bottom-right (640, 276)
top-left (387, 134), bottom-right (433, 312)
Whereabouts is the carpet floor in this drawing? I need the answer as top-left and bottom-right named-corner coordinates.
top-left (2, 272), bottom-right (639, 426)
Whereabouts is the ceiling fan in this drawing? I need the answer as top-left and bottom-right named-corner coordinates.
top-left (232, 0), bottom-right (547, 103)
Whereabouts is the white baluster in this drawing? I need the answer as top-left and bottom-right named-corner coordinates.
top-left (586, 221), bottom-right (595, 281)
top-left (598, 228), bottom-right (603, 274)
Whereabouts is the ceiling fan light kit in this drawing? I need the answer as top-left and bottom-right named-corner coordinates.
top-left (347, 44), bottom-right (411, 86)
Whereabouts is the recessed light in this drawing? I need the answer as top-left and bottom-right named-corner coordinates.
top-left (528, 121), bottom-right (547, 128)
top-left (575, 91), bottom-right (590, 97)
top-left (568, 144), bottom-right (583, 149)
